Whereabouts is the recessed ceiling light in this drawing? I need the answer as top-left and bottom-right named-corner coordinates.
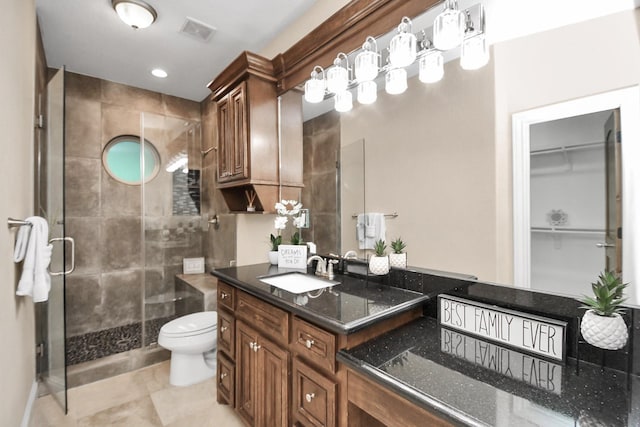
top-left (151, 68), bottom-right (168, 78)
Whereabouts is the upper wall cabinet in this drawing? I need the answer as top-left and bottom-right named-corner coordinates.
top-left (209, 52), bottom-right (302, 213)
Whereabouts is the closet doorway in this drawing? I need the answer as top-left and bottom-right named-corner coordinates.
top-left (512, 87), bottom-right (640, 304)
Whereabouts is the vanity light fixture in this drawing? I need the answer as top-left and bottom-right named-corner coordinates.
top-left (460, 9), bottom-right (489, 70)
top-left (326, 53), bottom-right (350, 94)
top-left (304, 66), bottom-right (326, 103)
top-left (112, 0), bottom-right (157, 30)
top-left (302, 4), bottom-right (488, 113)
top-left (433, 0), bottom-right (465, 50)
top-left (389, 17), bottom-right (417, 68)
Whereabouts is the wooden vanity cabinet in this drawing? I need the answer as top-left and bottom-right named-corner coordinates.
top-left (216, 82), bottom-right (248, 183)
top-left (216, 280), bottom-right (423, 427)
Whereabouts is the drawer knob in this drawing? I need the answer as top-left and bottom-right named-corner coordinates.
top-left (305, 339), bottom-right (315, 349)
top-left (220, 372), bottom-right (227, 380)
top-left (220, 326), bottom-right (228, 333)
top-left (249, 342), bottom-right (261, 352)
top-left (221, 292), bottom-right (229, 299)
top-left (305, 393), bottom-right (315, 403)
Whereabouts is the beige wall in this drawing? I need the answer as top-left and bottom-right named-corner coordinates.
top-left (341, 60), bottom-right (497, 281)
top-left (492, 9), bottom-right (640, 284)
top-left (0, 0), bottom-right (37, 425)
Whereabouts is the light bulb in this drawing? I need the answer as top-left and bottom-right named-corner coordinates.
top-left (304, 78), bottom-right (325, 103)
top-left (385, 68), bottom-right (407, 95)
top-left (419, 51), bottom-right (444, 83)
top-left (355, 37), bottom-right (379, 83)
top-left (334, 91), bottom-right (353, 112)
top-left (461, 34), bottom-right (489, 70)
top-left (357, 81), bottom-right (377, 105)
top-left (433, 0), bottom-right (465, 50)
top-left (326, 65), bottom-right (348, 94)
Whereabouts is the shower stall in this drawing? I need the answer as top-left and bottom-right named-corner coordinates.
top-left (62, 72), bottom-right (205, 386)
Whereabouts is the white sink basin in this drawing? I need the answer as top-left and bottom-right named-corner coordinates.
top-left (258, 272), bottom-right (339, 294)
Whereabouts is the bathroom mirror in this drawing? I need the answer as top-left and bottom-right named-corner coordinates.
top-left (102, 135), bottom-right (160, 185)
top-left (288, 1), bottom-right (640, 303)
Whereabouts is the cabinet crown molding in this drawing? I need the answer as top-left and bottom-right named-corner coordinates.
top-left (209, 51), bottom-right (276, 100)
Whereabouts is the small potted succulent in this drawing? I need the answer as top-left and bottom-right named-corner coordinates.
top-left (369, 239), bottom-right (389, 275)
top-left (389, 237), bottom-right (407, 268)
top-left (290, 231), bottom-right (303, 245)
top-left (268, 234), bottom-right (282, 265)
top-left (579, 271), bottom-right (629, 350)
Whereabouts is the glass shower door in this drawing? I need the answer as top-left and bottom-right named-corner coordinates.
top-left (36, 67), bottom-right (68, 412)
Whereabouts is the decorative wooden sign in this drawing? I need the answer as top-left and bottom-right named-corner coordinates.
top-left (278, 244), bottom-right (308, 269)
top-left (438, 295), bottom-right (567, 362)
top-left (440, 328), bottom-right (563, 394)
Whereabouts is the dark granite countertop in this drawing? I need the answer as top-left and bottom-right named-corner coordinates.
top-left (338, 316), bottom-right (639, 427)
top-left (211, 263), bottom-right (435, 334)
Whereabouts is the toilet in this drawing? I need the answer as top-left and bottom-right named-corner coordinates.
top-left (158, 311), bottom-right (218, 386)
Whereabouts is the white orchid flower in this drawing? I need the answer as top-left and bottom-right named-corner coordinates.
top-left (293, 216), bottom-right (305, 228)
top-left (274, 216), bottom-right (288, 230)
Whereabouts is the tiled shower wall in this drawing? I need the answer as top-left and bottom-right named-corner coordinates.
top-left (302, 111), bottom-right (340, 254)
top-left (64, 72), bottom-right (202, 365)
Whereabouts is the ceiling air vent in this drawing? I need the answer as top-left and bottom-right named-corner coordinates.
top-left (180, 17), bottom-right (216, 42)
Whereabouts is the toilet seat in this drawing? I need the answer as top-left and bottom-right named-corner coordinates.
top-left (160, 311), bottom-right (217, 338)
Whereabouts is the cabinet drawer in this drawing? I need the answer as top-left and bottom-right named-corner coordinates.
top-left (218, 309), bottom-right (235, 358)
top-left (217, 352), bottom-right (235, 407)
top-left (218, 281), bottom-right (235, 311)
top-left (292, 317), bottom-right (336, 374)
top-left (292, 358), bottom-right (336, 427)
top-left (236, 291), bottom-right (289, 345)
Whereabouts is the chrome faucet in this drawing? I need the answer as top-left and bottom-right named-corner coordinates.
top-left (307, 255), bottom-right (338, 280)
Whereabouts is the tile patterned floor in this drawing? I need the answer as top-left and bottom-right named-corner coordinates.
top-left (29, 361), bottom-right (245, 427)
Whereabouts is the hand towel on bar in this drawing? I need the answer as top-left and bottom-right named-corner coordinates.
top-left (356, 213), bottom-right (386, 250)
top-left (15, 216), bottom-right (53, 302)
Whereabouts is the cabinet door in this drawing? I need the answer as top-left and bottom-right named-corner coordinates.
top-left (292, 358), bottom-right (336, 427)
top-left (216, 97), bottom-right (231, 181)
top-left (230, 82), bottom-right (248, 180)
top-left (218, 309), bottom-right (235, 358)
top-left (258, 338), bottom-right (290, 427)
top-left (236, 322), bottom-right (258, 426)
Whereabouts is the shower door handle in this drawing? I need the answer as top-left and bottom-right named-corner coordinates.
top-left (596, 242), bottom-right (615, 248)
top-left (49, 237), bottom-right (75, 276)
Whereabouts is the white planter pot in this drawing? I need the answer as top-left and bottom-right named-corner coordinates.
top-left (389, 253), bottom-right (407, 268)
top-left (268, 251), bottom-right (279, 265)
top-left (369, 255), bottom-right (390, 275)
top-left (580, 309), bottom-right (628, 350)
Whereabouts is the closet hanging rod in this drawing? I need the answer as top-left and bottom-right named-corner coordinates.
top-left (351, 212), bottom-right (398, 219)
top-left (530, 141), bottom-right (604, 155)
top-left (7, 218), bottom-right (32, 228)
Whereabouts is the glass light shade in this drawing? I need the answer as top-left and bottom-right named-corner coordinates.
top-left (419, 51), bottom-right (444, 83)
top-left (433, 4), bottom-right (465, 50)
top-left (355, 50), bottom-right (379, 83)
top-left (113, 0), bottom-right (157, 29)
top-left (357, 81), bottom-right (377, 105)
top-left (389, 32), bottom-right (417, 68)
top-left (334, 91), bottom-right (353, 112)
top-left (385, 68), bottom-right (407, 95)
top-left (326, 66), bottom-right (349, 94)
top-left (460, 34), bottom-right (490, 70)
top-left (304, 78), bottom-right (325, 103)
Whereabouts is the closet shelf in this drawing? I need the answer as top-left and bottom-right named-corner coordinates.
top-left (531, 227), bottom-right (606, 235)
top-left (144, 290), bottom-right (199, 305)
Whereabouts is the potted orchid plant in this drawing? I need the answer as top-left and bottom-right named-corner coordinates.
top-left (270, 200), bottom-right (308, 267)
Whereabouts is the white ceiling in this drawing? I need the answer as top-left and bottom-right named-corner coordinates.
top-left (36, 0), bottom-right (317, 102)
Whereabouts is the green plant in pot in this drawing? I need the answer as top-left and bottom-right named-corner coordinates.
top-left (389, 237), bottom-right (407, 268)
top-left (268, 233), bottom-right (282, 265)
top-left (290, 231), bottom-right (303, 245)
top-left (579, 271), bottom-right (629, 350)
top-left (369, 239), bottom-right (389, 275)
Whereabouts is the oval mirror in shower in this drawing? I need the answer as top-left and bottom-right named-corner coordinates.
top-left (102, 135), bottom-right (160, 185)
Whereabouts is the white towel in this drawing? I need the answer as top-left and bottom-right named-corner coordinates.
top-left (15, 216), bottom-right (53, 302)
top-left (356, 213), bottom-right (386, 250)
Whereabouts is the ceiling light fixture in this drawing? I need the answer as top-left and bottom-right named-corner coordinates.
top-left (151, 68), bottom-right (168, 78)
top-left (112, 0), bottom-right (157, 30)
top-left (303, 3), bottom-right (488, 113)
